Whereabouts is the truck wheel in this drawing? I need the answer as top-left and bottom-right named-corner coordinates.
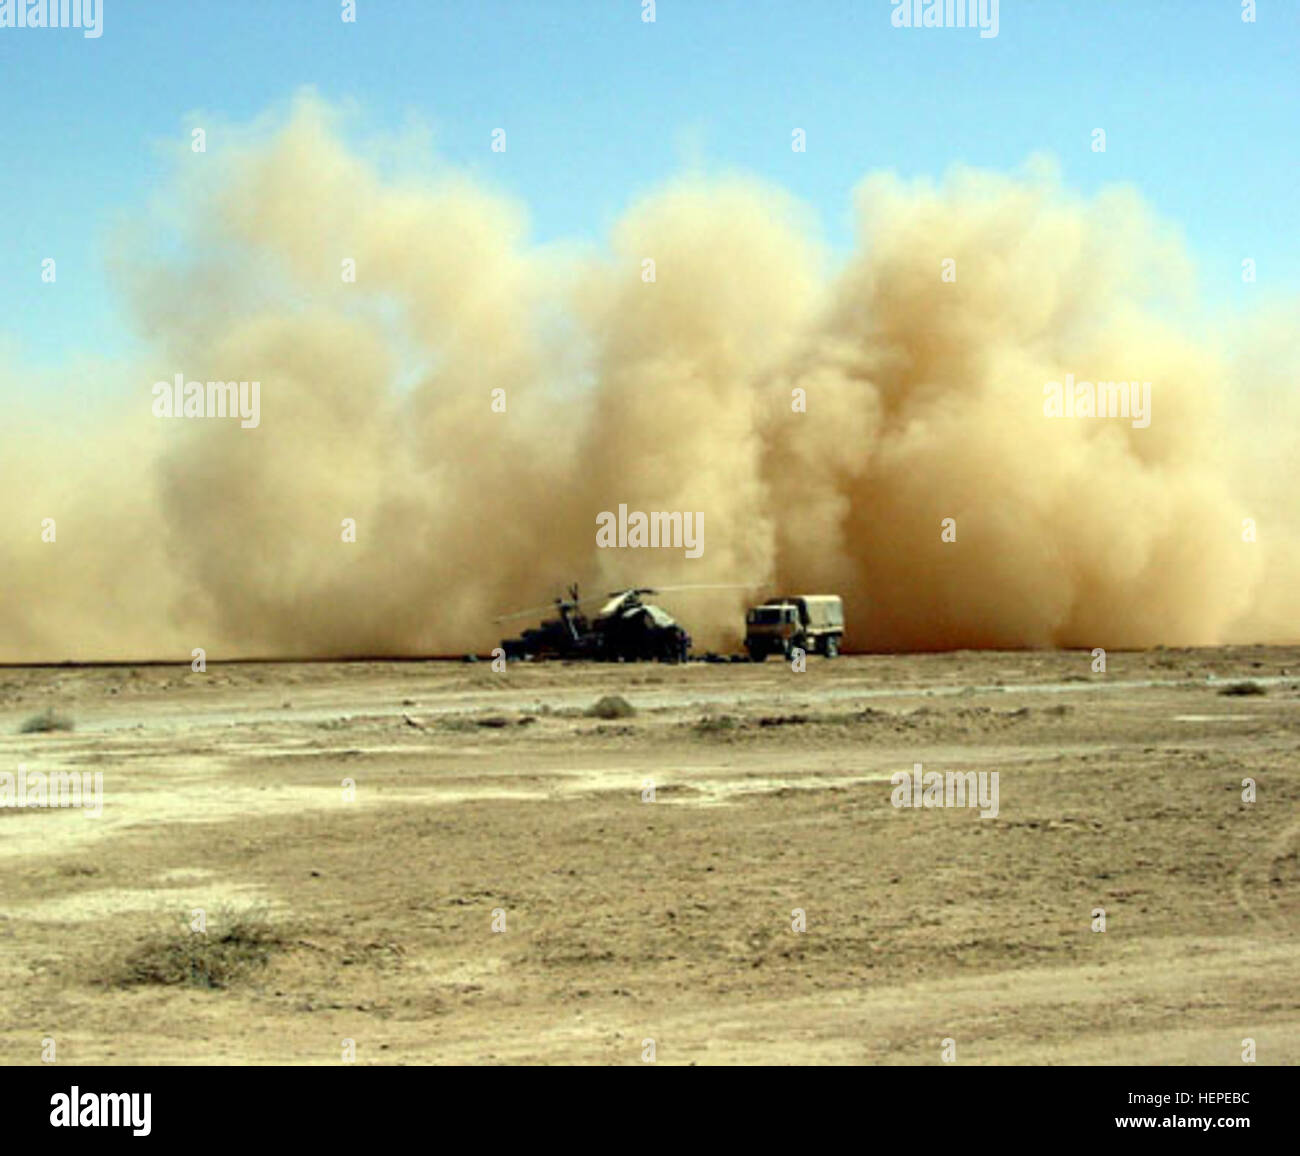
top-left (747, 646), bottom-right (766, 662)
top-left (824, 635), bottom-right (839, 659)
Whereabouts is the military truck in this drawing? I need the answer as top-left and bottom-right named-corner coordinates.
top-left (744, 594), bottom-right (844, 660)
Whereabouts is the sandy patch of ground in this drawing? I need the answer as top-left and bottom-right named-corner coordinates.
top-left (1, 647), bottom-right (1297, 1064)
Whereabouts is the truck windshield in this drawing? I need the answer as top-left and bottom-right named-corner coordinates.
top-left (749, 608), bottom-right (786, 625)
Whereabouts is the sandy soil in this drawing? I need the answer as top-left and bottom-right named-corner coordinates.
top-left (1, 648), bottom-right (1297, 1065)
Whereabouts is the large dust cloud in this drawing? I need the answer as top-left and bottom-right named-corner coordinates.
top-left (2, 97), bottom-right (1295, 661)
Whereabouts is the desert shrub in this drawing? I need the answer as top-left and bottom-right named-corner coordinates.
top-left (19, 708), bottom-right (75, 734)
top-left (1218, 681), bottom-right (1266, 696)
top-left (586, 695), bottom-right (636, 720)
top-left (116, 905), bottom-right (285, 990)
top-left (693, 714), bottom-right (738, 733)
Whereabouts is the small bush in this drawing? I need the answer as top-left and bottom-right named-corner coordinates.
top-left (586, 695), bottom-right (636, 720)
top-left (693, 713), bottom-right (739, 733)
top-left (20, 708), bottom-right (75, 734)
top-left (758, 714), bottom-right (809, 727)
top-left (1218, 681), bottom-right (1266, 696)
top-left (116, 905), bottom-right (285, 990)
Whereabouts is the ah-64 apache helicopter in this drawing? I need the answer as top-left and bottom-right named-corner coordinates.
top-left (496, 583), bottom-right (755, 663)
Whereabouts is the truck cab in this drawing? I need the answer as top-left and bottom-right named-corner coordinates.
top-left (744, 595), bottom-right (843, 661)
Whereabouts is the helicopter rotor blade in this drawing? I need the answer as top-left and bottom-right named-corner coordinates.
top-left (493, 601), bottom-right (570, 624)
top-left (644, 583), bottom-right (770, 594)
top-left (494, 590), bottom-right (609, 623)
top-left (496, 582), bottom-right (771, 622)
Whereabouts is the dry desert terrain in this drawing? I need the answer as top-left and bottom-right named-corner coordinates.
top-left (1, 648), bottom-right (1297, 1064)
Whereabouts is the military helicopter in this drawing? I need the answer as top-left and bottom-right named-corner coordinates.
top-left (496, 583), bottom-right (754, 663)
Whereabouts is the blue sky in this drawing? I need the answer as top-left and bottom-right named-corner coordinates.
top-left (2, 0), bottom-right (1296, 376)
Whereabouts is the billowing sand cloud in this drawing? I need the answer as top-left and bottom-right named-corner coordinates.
top-left (1, 97), bottom-right (1295, 661)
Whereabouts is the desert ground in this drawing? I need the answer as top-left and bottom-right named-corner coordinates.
top-left (1, 647), bottom-right (1297, 1065)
